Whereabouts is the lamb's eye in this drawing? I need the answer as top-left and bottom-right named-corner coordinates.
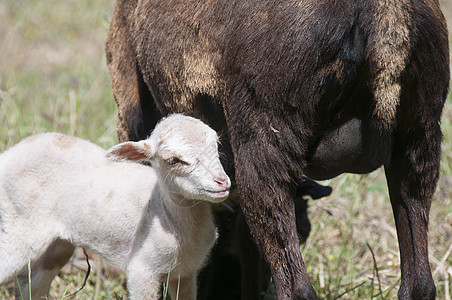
top-left (166, 157), bottom-right (182, 166)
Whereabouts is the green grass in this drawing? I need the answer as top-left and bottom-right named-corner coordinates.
top-left (1, 0), bottom-right (451, 299)
top-left (0, 0), bottom-right (117, 151)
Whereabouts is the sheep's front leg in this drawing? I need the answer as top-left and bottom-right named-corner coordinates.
top-left (126, 259), bottom-right (163, 300)
top-left (235, 211), bottom-right (269, 300)
top-left (106, 0), bottom-right (163, 142)
top-left (168, 274), bottom-right (196, 300)
top-left (229, 138), bottom-right (316, 299)
top-left (236, 173), bottom-right (315, 300)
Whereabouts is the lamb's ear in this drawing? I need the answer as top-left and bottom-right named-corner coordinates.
top-left (106, 141), bottom-right (155, 162)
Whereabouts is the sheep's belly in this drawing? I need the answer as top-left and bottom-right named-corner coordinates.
top-left (306, 118), bottom-right (392, 180)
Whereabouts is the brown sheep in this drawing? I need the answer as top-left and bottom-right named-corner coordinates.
top-left (197, 178), bottom-right (331, 300)
top-left (105, 1), bottom-right (450, 299)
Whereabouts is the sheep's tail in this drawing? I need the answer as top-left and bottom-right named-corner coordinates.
top-left (364, 0), bottom-right (413, 131)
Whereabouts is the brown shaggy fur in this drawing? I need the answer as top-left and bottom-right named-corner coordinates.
top-left (106, 1), bottom-right (449, 299)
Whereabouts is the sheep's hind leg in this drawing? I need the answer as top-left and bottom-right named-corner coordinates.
top-left (0, 233), bottom-right (44, 287)
top-left (384, 83), bottom-right (445, 299)
top-left (14, 239), bottom-right (75, 300)
top-left (385, 11), bottom-right (448, 297)
top-left (385, 128), bottom-right (439, 300)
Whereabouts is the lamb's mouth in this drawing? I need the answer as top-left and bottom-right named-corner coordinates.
top-left (205, 188), bottom-right (230, 198)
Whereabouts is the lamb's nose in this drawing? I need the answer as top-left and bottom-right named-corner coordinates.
top-left (214, 175), bottom-right (230, 189)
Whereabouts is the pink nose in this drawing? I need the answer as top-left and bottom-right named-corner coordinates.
top-left (214, 175), bottom-right (230, 189)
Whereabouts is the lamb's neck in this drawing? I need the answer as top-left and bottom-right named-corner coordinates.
top-left (158, 186), bottom-right (213, 231)
top-left (163, 192), bottom-right (204, 209)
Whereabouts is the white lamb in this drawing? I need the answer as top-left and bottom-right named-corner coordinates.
top-left (0, 114), bottom-right (231, 300)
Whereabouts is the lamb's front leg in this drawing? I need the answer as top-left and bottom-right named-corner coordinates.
top-left (168, 274), bottom-right (196, 300)
top-left (126, 259), bottom-right (164, 300)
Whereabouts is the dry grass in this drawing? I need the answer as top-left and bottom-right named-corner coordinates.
top-left (0, 0), bottom-right (451, 299)
top-left (303, 169), bottom-right (452, 299)
top-left (0, 0), bottom-right (117, 151)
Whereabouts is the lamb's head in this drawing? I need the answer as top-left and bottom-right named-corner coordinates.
top-left (107, 114), bottom-right (230, 203)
